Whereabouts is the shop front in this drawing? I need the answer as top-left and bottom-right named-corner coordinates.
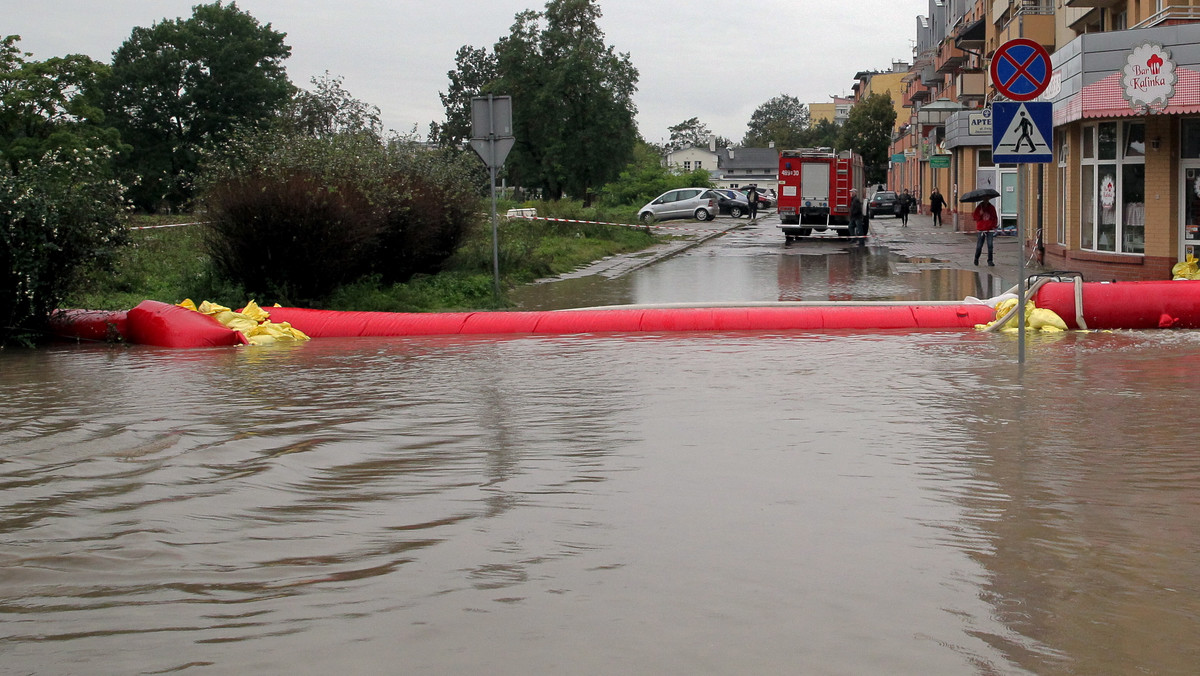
top-left (1049, 23), bottom-right (1200, 281)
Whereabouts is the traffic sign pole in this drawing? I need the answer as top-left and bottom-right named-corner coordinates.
top-left (990, 39), bottom-right (1052, 365)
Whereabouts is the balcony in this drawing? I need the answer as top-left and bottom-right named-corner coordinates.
top-left (905, 80), bottom-right (933, 107)
top-left (995, 7), bottom-right (1055, 49)
top-left (955, 72), bottom-right (987, 102)
top-left (935, 42), bottom-right (967, 75)
top-left (1063, 0), bottom-right (1122, 6)
top-left (1134, 7), bottom-right (1200, 28)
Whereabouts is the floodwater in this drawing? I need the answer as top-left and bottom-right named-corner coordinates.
top-left (513, 234), bottom-right (1016, 310)
top-left (4, 238), bottom-right (1200, 675)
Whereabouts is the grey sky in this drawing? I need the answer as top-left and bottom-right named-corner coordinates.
top-left (7, 0), bottom-right (926, 143)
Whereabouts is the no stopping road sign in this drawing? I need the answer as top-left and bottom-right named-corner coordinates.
top-left (991, 38), bottom-right (1052, 102)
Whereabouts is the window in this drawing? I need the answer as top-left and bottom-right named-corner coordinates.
top-left (1057, 130), bottom-right (1068, 246)
top-left (1080, 122), bottom-right (1144, 254)
top-left (684, 161), bottom-right (692, 171)
top-left (696, 160), bottom-right (703, 169)
top-left (1182, 119), bottom-right (1200, 158)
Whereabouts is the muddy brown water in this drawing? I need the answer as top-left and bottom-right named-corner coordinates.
top-left (3, 237), bottom-right (1198, 674)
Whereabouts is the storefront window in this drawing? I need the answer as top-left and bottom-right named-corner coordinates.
top-left (1058, 132), bottom-right (1068, 246)
top-left (1082, 165), bottom-right (1095, 250)
top-left (1098, 122), bottom-right (1118, 160)
top-left (1098, 164), bottom-right (1117, 251)
top-left (1183, 119), bottom-right (1200, 159)
top-left (1080, 122), bottom-right (1144, 254)
top-left (1123, 122), bottom-right (1145, 158)
top-left (1083, 126), bottom-right (1094, 159)
top-left (1123, 164), bottom-right (1145, 254)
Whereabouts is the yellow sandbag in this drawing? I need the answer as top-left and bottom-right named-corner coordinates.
top-left (1029, 307), bottom-right (1068, 331)
top-left (197, 300), bottom-right (231, 316)
top-left (1172, 254), bottom-right (1199, 279)
top-left (992, 299), bottom-right (1033, 331)
top-left (241, 300), bottom-right (271, 323)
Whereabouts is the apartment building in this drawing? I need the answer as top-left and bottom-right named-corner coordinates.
top-left (889, 0), bottom-right (1200, 280)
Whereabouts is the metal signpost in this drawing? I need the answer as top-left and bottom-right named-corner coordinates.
top-left (991, 39), bottom-right (1053, 364)
top-left (469, 95), bottom-right (515, 299)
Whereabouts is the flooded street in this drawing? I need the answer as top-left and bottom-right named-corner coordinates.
top-left (3, 217), bottom-right (1199, 674)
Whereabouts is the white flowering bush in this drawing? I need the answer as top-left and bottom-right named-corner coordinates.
top-left (1, 149), bottom-right (127, 344)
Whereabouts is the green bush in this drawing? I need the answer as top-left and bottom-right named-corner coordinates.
top-left (596, 143), bottom-right (712, 209)
top-left (1, 149), bottom-right (127, 344)
top-left (198, 130), bottom-right (486, 305)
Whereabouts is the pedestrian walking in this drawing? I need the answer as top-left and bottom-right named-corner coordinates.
top-left (849, 189), bottom-right (864, 238)
top-left (745, 185), bottom-right (758, 221)
top-left (898, 189), bottom-right (914, 227)
top-left (928, 187), bottom-right (947, 227)
top-left (973, 197), bottom-right (998, 266)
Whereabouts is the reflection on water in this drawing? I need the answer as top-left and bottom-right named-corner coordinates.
top-left (3, 331), bottom-right (1200, 674)
top-left (513, 242), bottom-right (1013, 309)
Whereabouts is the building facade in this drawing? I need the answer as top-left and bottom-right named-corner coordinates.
top-left (887, 0), bottom-right (1200, 280)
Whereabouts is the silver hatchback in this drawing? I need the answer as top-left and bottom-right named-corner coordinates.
top-left (637, 188), bottom-right (720, 224)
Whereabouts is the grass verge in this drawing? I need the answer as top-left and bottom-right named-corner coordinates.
top-left (66, 206), bottom-right (661, 312)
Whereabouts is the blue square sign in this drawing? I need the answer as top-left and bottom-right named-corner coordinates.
top-left (992, 102), bottom-right (1053, 164)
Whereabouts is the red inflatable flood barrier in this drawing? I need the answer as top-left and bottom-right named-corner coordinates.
top-left (125, 300), bottom-right (247, 347)
top-left (1034, 280), bottom-right (1200, 329)
top-left (49, 309), bottom-right (130, 343)
top-left (264, 304), bottom-right (995, 338)
top-left (55, 280), bottom-right (1200, 348)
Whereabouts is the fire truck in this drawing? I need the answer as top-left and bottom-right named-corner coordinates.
top-left (776, 148), bottom-right (866, 240)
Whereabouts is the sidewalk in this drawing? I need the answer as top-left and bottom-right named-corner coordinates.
top-left (865, 208), bottom-right (1047, 275)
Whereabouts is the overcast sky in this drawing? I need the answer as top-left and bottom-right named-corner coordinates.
top-left (7, 0), bottom-right (927, 144)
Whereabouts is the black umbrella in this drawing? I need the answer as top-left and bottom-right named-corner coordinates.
top-left (960, 188), bottom-right (1000, 202)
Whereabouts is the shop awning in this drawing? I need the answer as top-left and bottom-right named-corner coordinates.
top-left (1054, 67), bottom-right (1200, 125)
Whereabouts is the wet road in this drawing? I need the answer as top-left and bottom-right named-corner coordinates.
top-left (513, 208), bottom-right (1038, 310)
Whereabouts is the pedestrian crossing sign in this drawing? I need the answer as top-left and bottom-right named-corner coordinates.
top-left (991, 101), bottom-right (1053, 164)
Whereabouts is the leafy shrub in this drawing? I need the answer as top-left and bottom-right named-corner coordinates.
top-left (204, 172), bottom-right (378, 303)
top-left (198, 130), bottom-right (485, 305)
top-left (596, 143), bottom-right (712, 209)
top-left (1, 149), bottom-right (127, 344)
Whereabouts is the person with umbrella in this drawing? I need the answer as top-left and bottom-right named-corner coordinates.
top-left (972, 196), bottom-right (999, 266)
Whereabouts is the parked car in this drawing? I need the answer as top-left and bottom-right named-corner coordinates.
top-left (638, 188), bottom-right (721, 224)
top-left (711, 189), bottom-right (751, 218)
top-left (868, 190), bottom-right (899, 217)
top-left (742, 187), bottom-right (776, 209)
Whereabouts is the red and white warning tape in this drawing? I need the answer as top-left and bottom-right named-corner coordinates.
top-left (129, 221), bottom-right (209, 230)
top-left (508, 214), bottom-right (728, 235)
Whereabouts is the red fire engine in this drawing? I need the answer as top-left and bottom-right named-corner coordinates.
top-left (776, 148), bottom-right (866, 240)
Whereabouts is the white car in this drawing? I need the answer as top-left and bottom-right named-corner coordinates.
top-left (638, 188), bottom-right (720, 224)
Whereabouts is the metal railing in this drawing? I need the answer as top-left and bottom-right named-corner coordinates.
top-left (1133, 7), bottom-right (1200, 29)
top-left (1014, 0), bottom-right (1054, 17)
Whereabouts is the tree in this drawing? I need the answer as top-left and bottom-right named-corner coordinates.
top-left (0, 35), bottom-right (123, 171)
top-left (447, 0), bottom-right (639, 203)
top-left (434, 45), bottom-right (498, 148)
top-left (798, 118), bottom-right (841, 150)
top-left (596, 140), bottom-right (711, 207)
top-left (666, 117), bottom-right (713, 152)
top-left (283, 72), bottom-right (382, 140)
top-left (102, 1), bottom-right (293, 210)
top-left (742, 95), bottom-right (809, 149)
top-left (1, 148), bottom-right (127, 344)
top-left (838, 92), bottom-right (897, 185)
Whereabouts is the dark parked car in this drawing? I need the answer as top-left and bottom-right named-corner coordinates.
top-left (742, 187), bottom-right (776, 209)
top-left (868, 190), bottom-right (899, 217)
top-left (712, 189), bottom-right (751, 218)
